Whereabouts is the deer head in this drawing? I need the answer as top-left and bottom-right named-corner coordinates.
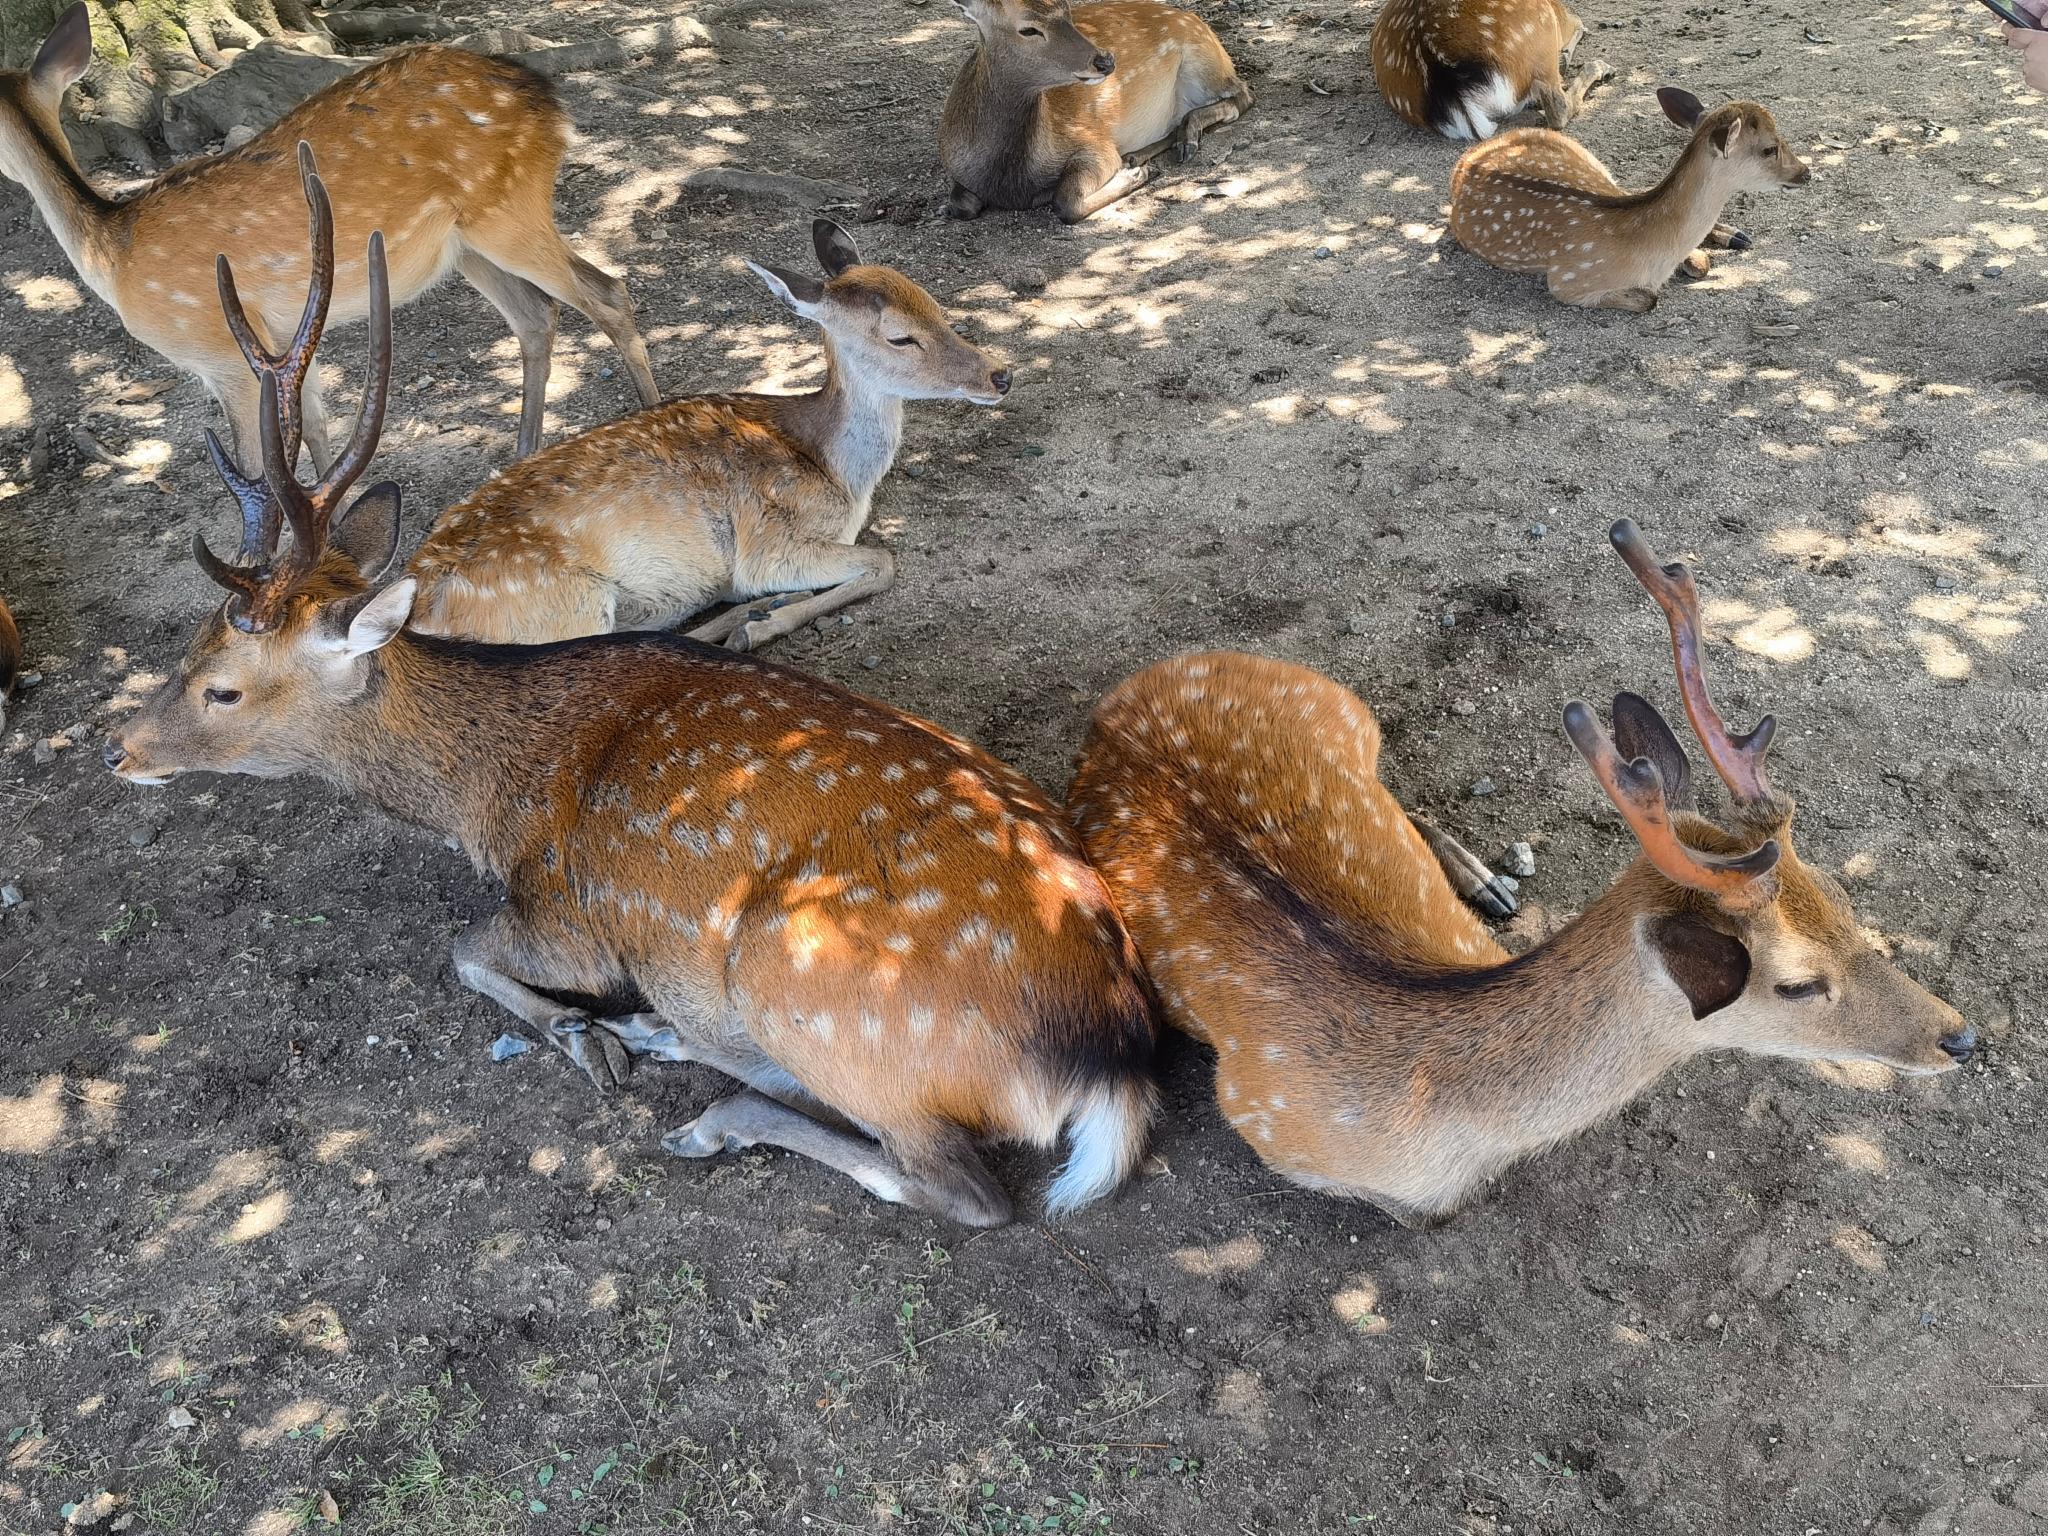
top-left (105, 144), bottom-right (409, 786)
top-left (1658, 88), bottom-right (1812, 190)
top-left (953, 0), bottom-right (1117, 87)
top-left (1565, 520), bottom-right (1969, 1075)
top-left (0, 3), bottom-right (92, 186)
top-left (747, 219), bottom-right (1012, 405)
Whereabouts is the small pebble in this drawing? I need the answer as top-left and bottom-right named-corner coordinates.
top-left (1345, 615), bottom-right (1369, 636)
top-left (1528, 522), bottom-right (1547, 539)
top-left (599, 365), bottom-right (615, 380)
top-left (166, 1406), bottom-right (196, 1430)
top-left (1503, 841), bottom-right (1536, 877)
top-left (129, 825), bottom-right (157, 849)
top-left (365, 1034), bottom-right (382, 1046)
top-left (902, 462), bottom-right (925, 479)
top-left (1933, 574), bottom-right (1955, 592)
top-left (860, 655), bottom-right (881, 670)
top-left (1314, 245), bottom-right (1333, 259)
top-left (1470, 777), bottom-right (1497, 798)
top-left (490, 1033), bottom-right (534, 1062)
top-left (32, 739), bottom-right (55, 766)
top-left (1451, 699), bottom-right (1477, 716)
top-left (1440, 612), bottom-right (1457, 629)
top-left (1984, 261), bottom-right (2008, 278)
top-left (1, 884), bottom-right (22, 908)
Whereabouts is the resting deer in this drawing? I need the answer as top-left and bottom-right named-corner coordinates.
top-left (0, 4), bottom-right (657, 463)
top-left (103, 161), bottom-right (1152, 1227)
top-left (940, 0), bottom-right (1251, 222)
top-left (1447, 87), bottom-right (1811, 312)
top-left (1371, 0), bottom-right (1613, 140)
top-left (1069, 520), bottom-right (1972, 1227)
top-left (406, 219), bottom-right (1010, 653)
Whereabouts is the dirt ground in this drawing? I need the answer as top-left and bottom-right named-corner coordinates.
top-left (2, 0), bottom-right (2045, 1530)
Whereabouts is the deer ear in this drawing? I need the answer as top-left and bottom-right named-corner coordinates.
top-left (1611, 692), bottom-right (1694, 812)
top-left (32, 3), bottom-right (94, 97)
top-left (1710, 117), bottom-right (1741, 154)
top-left (1657, 87), bottom-right (1705, 129)
top-left (746, 259), bottom-right (825, 316)
top-left (327, 576), bottom-right (416, 658)
top-left (1647, 913), bottom-right (1751, 1020)
top-left (333, 482), bottom-right (403, 583)
top-left (813, 219), bottom-right (860, 278)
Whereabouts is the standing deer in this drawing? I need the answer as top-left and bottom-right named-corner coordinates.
top-left (940, 0), bottom-right (1251, 222)
top-left (1068, 521), bottom-right (1972, 1227)
top-left (1371, 0), bottom-right (1612, 140)
top-left (0, 4), bottom-right (658, 464)
top-left (406, 219), bottom-right (1011, 653)
top-left (1447, 87), bottom-right (1810, 312)
top-left (103, 163), bottom-right (1153, 1227)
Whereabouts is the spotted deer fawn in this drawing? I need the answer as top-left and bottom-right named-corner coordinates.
top-left (0, 4), bottom-right (657, 464)
top-left (1069, 521), bottom-right (1971, 1227)
top-left (1448, 87), bottom-right (1811, 312)
top-left (941, 0), bottom-right (1251, 222)
top-left (103, 162), bottom-right (1152, 1226)
top-left (406, 219), bottom-right (1010, 653)
top-left (1372, 0), bottom-right (1612, 140)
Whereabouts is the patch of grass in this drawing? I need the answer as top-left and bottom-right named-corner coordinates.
top-left (130, 1451), bottom-right (221, 1533)
top-left (336, 1377), bottom-right (515, 1536)
top-left (97, 902), bottom-right (159, 945)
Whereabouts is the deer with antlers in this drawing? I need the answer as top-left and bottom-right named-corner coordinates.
top-left (1371, 0), bottom-right (1612, 140)
top-left (104, 156), bottom-right (1155, 1226)
top-left (940, 0), bottom-right (1251, 222)
top-left (0, 4), bottom-right (657, 464)
top-left (1447, 87), bottom-right (1811, 312)
top-left (403, 218), bottom-right (1012, 653)
top-left (1068, 521), bottom-right (1971, 1226)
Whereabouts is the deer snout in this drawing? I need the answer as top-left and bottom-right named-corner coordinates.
top-left (1787, 159), bottom-right (1812, 186)
top-left (101, 737), bottom-right (127, 772)
top-left (990, 367), bottom-right (1013, 397)
top-left (1938, 1026), bottom-right (1976, 1064)
top-left (1090, 49), bottom-right (1116, 77)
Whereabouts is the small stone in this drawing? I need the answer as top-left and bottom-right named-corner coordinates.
top-left (1314, 245), bottom-right (1333, 259)
top-left (1502, 841), bottom-right (1536, 877)
top-left (1451, 699), bottom-right (1477, 716)
top-left (1984, 261), bottom-right (2008, 279)
top-left (32, 739), bottom-right (56, 765)
top-left (860, 655), bottom-right (880, 670)
top-left (902, 462), bottom-right (925, 480)
top-left (1933, 574), bottom-right (1955, 592)
top-left (166, 1406), bottom-right (196, 1430)
top-left (366, 1034), bottom-right (382, 1047)
top-left (1470, 777), bottom-right (1497, 798)
top-left (1345, 615), bottom-right (1369, 636)
top-left (128, 825), bottom-right (158, 849)
top-left (1528, 521), bottom-right (1547, 539)
top-left (599, 365), bottom-right (615, 381)
top-left (0, 884), bottom-right (20, 907)
top-left (1440, 611), bottom-right (1457, 629)
top-left (490, 1034), bottom-right (533, 1062)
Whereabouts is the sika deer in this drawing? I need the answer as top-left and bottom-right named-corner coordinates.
top-left (1069, 521), bottom-right (1971, 1227)
top-left (407, 219), bottom-right (1011, 653)
top-left (0, 4), bottom-right (657, 464)
top-left (1447, 87), bottom-right (1811, 312)
top-left (1371, 0), bottom-right (1612, 140)
top-left (940, 0), bottom-right (1251, 222)
top-left (104, 166), bottom-right (1153, 1226)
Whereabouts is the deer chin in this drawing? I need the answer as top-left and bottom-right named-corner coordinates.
top-left (963, 389), bottom-right (1008, 405)
top-left (1072, 69), bottom-right (1111, 85)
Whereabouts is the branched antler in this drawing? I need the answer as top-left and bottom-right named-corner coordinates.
top-left (194, 141), bottom-right (393, 632)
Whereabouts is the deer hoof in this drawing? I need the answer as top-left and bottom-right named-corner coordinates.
top-left (1587, 57), bottom-right (1616, 85)
top-left (1175, 138), bottom-right (1198, 163)
top-left (549, 1012), bottom-right (631, 1092)
top-left (663, 1116), bottom-right (739, 1158)
top-left (725, 623), bottom-right (759, 654)
top-left (1470, 876), bottom-right (1520, 920)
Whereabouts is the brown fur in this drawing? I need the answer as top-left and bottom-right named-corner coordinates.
top-left (940, 0), bottom-right (1249, 222)
top-left (1069, 631), bottom-right (1967, 1227)
top-left (0, 21), bottom-right (657, 464)
top-left (0, 593), bottom-right (18, 730)
top-left (1371, 0), bottom-right (1601, 139)
top-left (1447, 93), bottom-right (1811, 311)
top-left (407, 227), bottom-right (1010, 653)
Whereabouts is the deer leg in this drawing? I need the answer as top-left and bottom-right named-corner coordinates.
top-left (457, 251), bottom-right (560, 459)
top-left (453, 911), bottom-right (632, 1091)
top-left (1170, 85), bottom-right (1251, 161)
top-left (1410, 814), bottom-right (1518, 919)
top-left (1551, 273), bottom-right (1659, 313)
top-left (945, 182), bottom-right (986, 220)
top-left (1677, 250), bottom-right (1713, 281)
top-left (1705, 222), bottom-right (1753, 251)
top-left (664, 1093), bottom-right (1013, 1226)
top-left (720, 545), bottom-right (895, 653)
top-left (687, 589), bottom-right (817, 645)
top-left (1536, 59), bottom-right (1611, 129)
top-left (476, 224), bottom-right (662, 412)
top-left (1054, 154), bottom-right (1155, 223)
top-left (592, 1013), bottom-right (864, 1134)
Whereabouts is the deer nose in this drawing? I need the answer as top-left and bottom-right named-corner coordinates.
top-left (1092, 50), bottom-right (1115, 75)
top-left (1938, 1027), bottom-right (1975, 1064)
top-left (990, 368), bottom-right (1012, 396)
top-left (1790, 162), bottom-right (1812, 185)
top-left (102, 738), bottom-right (127, 772)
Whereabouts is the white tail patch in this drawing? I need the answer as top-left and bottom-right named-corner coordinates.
top-left (1044, 1077), bottom-right (1156, 1216)
top-left (1446, 71), bottom-right (1523, 141)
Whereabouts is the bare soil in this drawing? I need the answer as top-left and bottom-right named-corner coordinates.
top-left (2, 0), bottom-right (2045, 1532)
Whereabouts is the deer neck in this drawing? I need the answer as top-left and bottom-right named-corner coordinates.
top-left (321, 635), bottom-right (584, 876)
top-left (0, 100), bottom-right (124, 306)
top-left (1376, 872), bottom-right (1701, 1151)
top-left (1632, 140), bottom-right (1736, 265)
top-left (777, 334), bottom-right (905, 518)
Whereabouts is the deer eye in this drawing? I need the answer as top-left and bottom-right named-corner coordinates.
top-left (1017, 24), bottom-right (1042, 34)
top-left (1775, 978), bottom-right (1829, 1001)
top-left (888, 335), bottom-right (921, 349)
top-left (203, 686), bottom-right (243, 707)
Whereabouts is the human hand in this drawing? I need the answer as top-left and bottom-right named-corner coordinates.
top-left (2008, 19), bottom-right (2048, 92)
